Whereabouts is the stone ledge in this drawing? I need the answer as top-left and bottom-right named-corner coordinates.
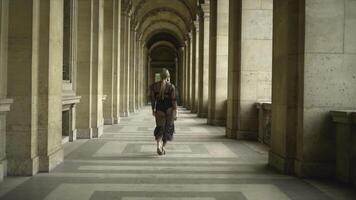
top-left (268, 151), bottom-right (294, 175)
top-left (7, 156), bottom-right (39, 176)
top-left (0, 98), bottom-right (13, 112)
top-left (294, 159), bottom-right (335, 178)
top-left (330, 109), bottom-right (356, 185)
top-left (62, 95), bottom-right (81, 107)
top-left (330, 110), bottom-right (356, 124)
top-left (39, 147), bottom-right (64, 172)
top-left (256, 101), bottom-right (272, 110)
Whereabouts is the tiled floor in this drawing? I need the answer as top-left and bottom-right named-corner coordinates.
top-left (0, 107), bottom-right (355, 200)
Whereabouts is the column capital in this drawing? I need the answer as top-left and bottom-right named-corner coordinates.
top-left (128, 5), bottom-right (133, 17)
top-left (194, 20), bottom-right (200, 32)
top-left (184, 33), bottom-right (191, 42)
top-left (197, 5), bottom-right (205, 18)
top-left (184, 38), bottom-right (189, 46)
top-left (122, 0), bottom-right (132, 15)
top-left (201, 3), bottom-right (210, 18)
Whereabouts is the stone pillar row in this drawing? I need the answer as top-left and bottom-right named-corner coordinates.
top-left (0, 0), bottom-right (13, 181)
top-left (6, 0), bottom-right (65, 176)
top-left (1, 0), bottom-right (147, 178)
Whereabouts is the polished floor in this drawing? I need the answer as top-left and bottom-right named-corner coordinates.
top-left (0, 107), bottom-right (355, 200)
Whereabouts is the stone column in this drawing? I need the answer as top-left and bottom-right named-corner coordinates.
top-left (138, 40), bottom-right (143, 109)
top-left (0, 0), bottom-right (13, 181)
top-left (225, 0), bottom-right (241, 138)
top-left (7, 0), bottom-right (64, 175)
top-left (207, 0), bottom-right (229, 126)
top-left (134, 36), bottom-right (140, 111)
top-left (186, 36), bottom-right (191, 109)
top-left (270, 0), bottom-right (356, 178)
top-left (178, 47), bottom-right (184, 106)
top-left (229, 0), bottom-right (273, 139)
top-left (174, 57), bottom-right (179, 95)
top-left (140, 45), bottom-right (144, 106)
top-left (90, 0), bottom-right (104, 138)
top-left (195, 18), bottom-right (201, 114)
top-left (198, 3), bottom-right (210, 118)
top-left (120, 1), bottom-right (131, 117)
top-left (181, 45), bottom-right (186, 107)
top-left (268, 0), bottom-right (302, 175)
top-left (120, 3), bottom-right (129, 117)
top-left (103, 0), bottom-right (115, 125)
top-left (37, 0), bottom-right (65, 172)
top-left (76, 0), bottom-right (93, 138)
top-left (147, 56), bottom-right (152, 93)
top-left (196, 10), bottom-right (203, 115)
top-left (113, 0), bottom-right (121, 123)
top-left (76, 0), bottom-right (104, 139)
top-left (226, 0), bottom-right (242, 138)
top-left (142, 44), bottom-right (149, 106)
top-left (128, 26), bottom-right (135, 113)
top-left (295, 0), bottom-right (356, 177)
top-left (191, 27), bottom-right (197, 113)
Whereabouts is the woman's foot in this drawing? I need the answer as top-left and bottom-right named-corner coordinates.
top-left (157, 148), bottom-right (162, 155)
top-left (161, 147), bottom-right (166, 155)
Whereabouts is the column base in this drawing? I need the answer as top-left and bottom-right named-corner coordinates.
top-left (77, 128), bottom-right (93, 139)
top-left (39, 147), bottom-right (64, 172)
top-left (197, 113), bottom-right (208, 118)
top-left (104, 117), bottom-right (115, 125)
top-left (92, 125), bottom-right (104, 138)
top-left (7, 156), bottom-right (39, 176)
top-left (113, 116), bottom-right (121, 124)
top-left (236, 130), bottom-right (258, 140)
top-left (70, 129), bottom-right (77, 142)
top-left (0, 159), bottom-right (7, 182)
top-left (225, 128), bottom-right (237, 139)
top-left (294, 159), bottom-right (335, 178)
top-left (120, 112), bottom-right (129, 117)
top-left (207, 119), bottom-right (226, 126)
top-left (268, 151), bottom-right (294, 175)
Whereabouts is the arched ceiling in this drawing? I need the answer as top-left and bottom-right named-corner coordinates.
top-left (146, 32), bottom-right (181, 49)
top-left (141, 21), bottom-right (185, 44)
top-left (130, 0), bottom-right (198, 48)
top-left (149, 41), bottom-right (177, 53)
top-left (137, 8), bottom-right (189, 34)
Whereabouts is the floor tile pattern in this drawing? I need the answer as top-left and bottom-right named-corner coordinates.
top-left (0, 107), bottom-right (355, 200)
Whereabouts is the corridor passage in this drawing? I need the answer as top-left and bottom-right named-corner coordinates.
top-left (0, 107), bottom-right (354, 200)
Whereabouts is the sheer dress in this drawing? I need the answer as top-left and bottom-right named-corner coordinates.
top-left (150, 82), bottom-right (177, 142)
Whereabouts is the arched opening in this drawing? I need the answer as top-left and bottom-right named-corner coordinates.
top-left (149, 45), bottom-right (177, 84)
top-left (145, 32), bottom-right (183, 104)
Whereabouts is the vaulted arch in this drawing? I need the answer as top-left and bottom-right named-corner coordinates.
top-left (141, 20), bottom-right (186, 45)
top-left (133, 0), bottom-right (194, 22)
top-left (149, 41), bottom-right (177, 53)
top-left (136, 7), bottom-right (190, 35)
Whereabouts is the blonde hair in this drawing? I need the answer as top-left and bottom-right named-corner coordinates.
top-left (159, 68), bottom-right (170, 100)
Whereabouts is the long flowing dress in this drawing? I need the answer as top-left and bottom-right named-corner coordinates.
top-left (150, 81), bottom-right (177, 142)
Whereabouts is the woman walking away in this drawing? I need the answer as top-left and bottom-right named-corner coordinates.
top-left (150, 68), bottom-right (177, 155)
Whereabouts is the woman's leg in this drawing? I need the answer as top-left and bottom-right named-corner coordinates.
top-left (155, 110), bottom-right (166, 154)
top-left (162, 108), bottom-right (175, 153)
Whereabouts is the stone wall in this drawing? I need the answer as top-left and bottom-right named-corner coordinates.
top-left (239, 0), bottom-right (272, 137)
top-left (226, 0), bottom-right (272, 139)
top-left (295, 0), bottom-right (356, 177)
top-left (208, 0), bottom-right (229, 126)
top-left (103, 0), bottom-right (115, 125)
top-left (0, 0), bottom-right (9, 181)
